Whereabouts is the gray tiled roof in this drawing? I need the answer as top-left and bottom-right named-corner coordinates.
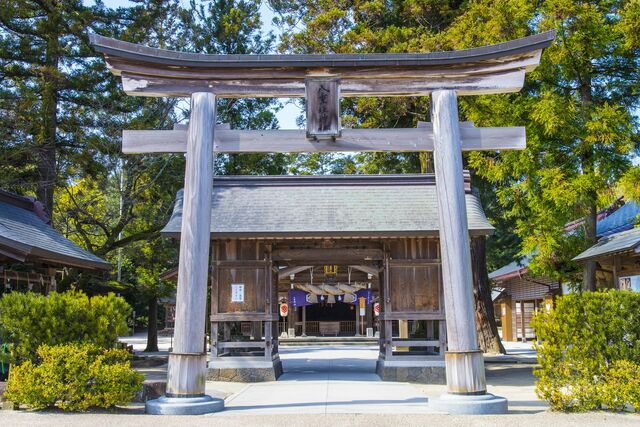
top-left (162, 174), bottom-right (494, 238)
top-left (0, 194), bottom-right (111, 270)
top-left (488, 253), bottom-right (534, 280)
top-left (573, 227), bottom-right (640, 262)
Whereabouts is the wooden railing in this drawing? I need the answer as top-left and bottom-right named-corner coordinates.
top-left (2, 269), bottom-right (55, 294)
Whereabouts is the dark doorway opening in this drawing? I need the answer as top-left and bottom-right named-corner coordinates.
top-left (306, 301), bottom-right (356, 322)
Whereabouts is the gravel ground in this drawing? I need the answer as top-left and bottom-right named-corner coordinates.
top-left (0, 410), bottom-right (638, 427)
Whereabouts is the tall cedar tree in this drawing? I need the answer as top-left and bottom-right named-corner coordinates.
top-left (271, 0), bottom-right (640, 345)
top-left (456, 0), bottom-right (640, 288)
top-left (270, 0), bottom-right (507, 352)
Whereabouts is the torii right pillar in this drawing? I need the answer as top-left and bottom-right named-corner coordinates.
top-left (429, 90), bottom-right (508, 414)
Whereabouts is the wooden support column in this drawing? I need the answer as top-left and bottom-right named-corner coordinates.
top-left (501, 296), bottom-right (513, 342)
top-left (426, 320), bottom-right (435, 353)
top-left (519, 301), bottom-right (526, 342)
top-left (431, 90), bottom-right (486, 395)
top-left (397, 320), bottom-right (409, 351)
top-left (301, 305), bottom-right (307, 337)
top-left (288, 306), bottom-right (297, 336)
top-left (613, 255), bottom-right (621, 289)
top-left (166, 93), bottom-right (216, 398)
top-left (251, 322), bottom-right (262, 340)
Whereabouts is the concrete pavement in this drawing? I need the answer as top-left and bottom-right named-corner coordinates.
top-left (220, 345), bottom-right (432, 415)
top-left (216, 344), bottom-right (544, 415)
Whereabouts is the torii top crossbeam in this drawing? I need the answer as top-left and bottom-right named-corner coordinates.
top-left (90, 31), bottom-right (554, 98)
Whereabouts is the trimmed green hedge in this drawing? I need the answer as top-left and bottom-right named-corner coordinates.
top-left (532, 290), bottom-right (640, 412)
top-left (0, 291), bottom-right (131, 364)
top-left (5, 344), bottom-right (143, 411)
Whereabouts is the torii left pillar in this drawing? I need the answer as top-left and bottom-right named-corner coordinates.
top-left (146, 93), bottom-right (224, 415)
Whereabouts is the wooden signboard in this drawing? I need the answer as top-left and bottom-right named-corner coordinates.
top-left (306, 77), bottom-right (341, 140)
top-left (231, 283), bottom-right (245, 303)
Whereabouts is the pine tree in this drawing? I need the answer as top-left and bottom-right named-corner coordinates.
top-left (0, 0), bottom-right (127, 214)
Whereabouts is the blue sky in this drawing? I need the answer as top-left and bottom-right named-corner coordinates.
top-left (90, 0), bottom-right (302, 128)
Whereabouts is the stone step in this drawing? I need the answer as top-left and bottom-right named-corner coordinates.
top-left (279, 337), bottom-right (378, 346)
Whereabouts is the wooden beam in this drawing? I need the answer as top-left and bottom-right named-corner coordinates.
top-left (277, 265), bottom-right (313, 280)
top-left (90, 33), bottom-right (556, 98)
top-left (392, 339), bottom-right (441, 347)
top-left (0, 246), bottom-right (27, 262)
top-left (272, 248), bottom-right (384, 262)
top-left (217, 341), bottom-right (266, 349)
top-left (210, 313), bottom-right (278, 321)
top-left (120, 69), bottom-right (526, 98)
top-left (215, 260), bottom-right (268, 268)
top-left (348, 265), bottom-right (381, 276)
top-left (122, 126), bottom-right (525, 154)
top-left (379, 312), bottom-right (445, 321)
top-left (91, 31), bottom-right (553, 76)
top-left (389, 258), bottom-right (441, 266)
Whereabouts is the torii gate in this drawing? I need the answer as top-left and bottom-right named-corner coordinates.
top-left (91, 31), bottom-right (554, 415)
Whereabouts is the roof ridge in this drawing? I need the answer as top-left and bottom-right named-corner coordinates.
top-left (0, 189), bottom-right (51, 225)
top-left (209, 172), bottom-right (471, 190)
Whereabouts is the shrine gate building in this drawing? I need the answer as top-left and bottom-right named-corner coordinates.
top-left (161, 173), bottom-right (493, 382)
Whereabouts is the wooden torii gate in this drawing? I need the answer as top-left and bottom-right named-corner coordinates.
top-left (91, 31), bottom-right (554, 415)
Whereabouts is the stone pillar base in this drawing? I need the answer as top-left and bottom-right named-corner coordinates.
top-left (445, 349), bottom-right (486, 394)
top-left (429, 392), bottom-right (508, 414)
top-left (207, 357), bottom-right (283, 382)
top-left (376, 358), bottom-right (446, 384)
top-left (145, 395), bottom-right (224, 415)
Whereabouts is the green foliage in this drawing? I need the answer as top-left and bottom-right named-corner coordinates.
top-left (272, 0), bottom-right (640, 283)
top-left (5, 344), bottom-right (143, 411)
top-left (532, 290), bottom-right (640, 412)
top-left (460, 0), bottom-right (640, 282)
top-left (0, 291), bottom-right (131, 364)
top-left (600, 360), bottom-right (640, 412)
top-left (619, 166), bottom-right (640, 202)
top-left (2, 0), bottom-right (284, 296)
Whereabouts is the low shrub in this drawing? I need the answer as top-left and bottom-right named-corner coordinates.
top-left (532, 290), bottom-right (640, 412)
top-left (5, 344), bottom-right (143, 411)
top-left (0, 291), bottom-right (131, 364)
top-left (601, 360), bottom-right (640, 412)
top-left (0, 342), bottom-right (9, 382)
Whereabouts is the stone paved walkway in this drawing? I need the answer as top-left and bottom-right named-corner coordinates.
top-left (215, 345), bottom-right (435, 415)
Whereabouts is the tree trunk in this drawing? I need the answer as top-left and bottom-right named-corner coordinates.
top-left (583, 203), bottom-right (598, 291)
top-left (145, 295), bottom-right (159, 352)
top-left (470, 236), bottom-right (506, 354)
top-left (36, 3), bottom-right (61, 217)
top-left (419, 152), bottom-right (433, 174)
top-left (579, 78), bottom-right (598, 292)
